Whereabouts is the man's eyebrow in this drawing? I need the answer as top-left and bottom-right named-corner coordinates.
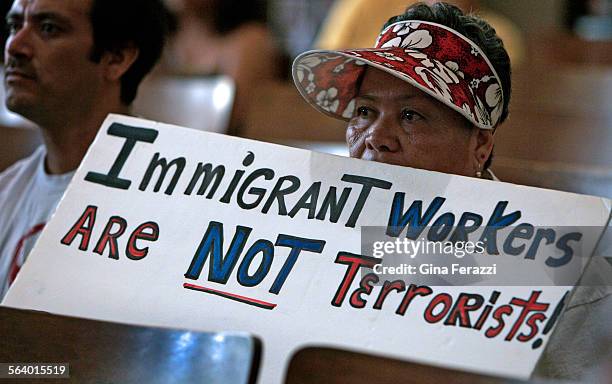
top-left (5, 11), bottom-right (72, 27)
top-left (6, 12), bottom-right (23, 23)
top-left (30, 11), bottom-right (72, 26)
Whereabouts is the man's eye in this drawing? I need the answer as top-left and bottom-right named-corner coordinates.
top-left (6, 21), bottom-right (22, 34)
top-left (40, 22), bottom-right (60, 35)
top-left (401, 110), bottom-right (423, 122)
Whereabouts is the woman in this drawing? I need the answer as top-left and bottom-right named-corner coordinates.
top-left (292, 2), bottom-right (608, 381)
top-left (294, 2), bottom-right (508, 180)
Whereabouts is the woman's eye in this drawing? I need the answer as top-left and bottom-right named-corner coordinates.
top-left (356, 106), bottom-right (371, 118)
top-left (357, 106), bottom-right (369, 117)
top-left (401, 110), bottom-right (422, 122)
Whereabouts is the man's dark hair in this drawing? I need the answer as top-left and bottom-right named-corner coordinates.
top-left (89, 0), bottom-right (171, 105)
top-left (384, 2), bottom-right (512, 170)
top-left (0, 0), bottom-right (12, 63)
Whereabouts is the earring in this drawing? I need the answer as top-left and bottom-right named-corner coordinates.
top-left (475, 163), bottom-right (482, 178)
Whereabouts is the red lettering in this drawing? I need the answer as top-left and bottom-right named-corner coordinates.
top-left (93, 216), bottom-right (127, 259)
top-left (331, 252), bottom-right (379, 307)
top-left (373, 279), bottom-right (405, 310)
top-left (396, 284), bottom-right (432, 316)
top-left (424, 293), bottom-right (453, 324)
top-left (126, 222), bottom-right (160, 260)
top-left (506, 291), bottom-right (549, 341)
top-left (485, 305), bottom-right (513, 338)
top-left (518, 313), bottom-right (547, 342)
top-left (349, 273), bottom-right (379, 308)
top-left (444, 293), bottom-right (485, 328)
top-left (60, 205), bottom-right (97, 250)
top-left (60, 205), bottom-right (158, 261)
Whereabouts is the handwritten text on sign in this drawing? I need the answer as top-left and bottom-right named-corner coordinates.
top-left (5, 115), bottom-right (610, 381)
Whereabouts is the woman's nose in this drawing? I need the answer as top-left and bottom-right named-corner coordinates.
top-left (364, 116), bottom-right (401, 153)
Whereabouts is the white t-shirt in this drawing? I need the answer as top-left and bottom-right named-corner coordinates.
top-left (0, 146), bottom-right (73, 299)
top-left (535, 232), bottom-right (612, 380)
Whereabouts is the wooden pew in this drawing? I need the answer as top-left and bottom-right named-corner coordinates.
top-left (285, 347), bottom-right (510, 384)
top-left (0, 306), bottom-right (260, 384)
top-left (525, 32), bottom-right (612, 68)
top-left (133, 74), bottom-right (236, 134)
top-left (493, 66), bottom-right (612, 197)
top-left (242, 80), bottom-right (346, 143)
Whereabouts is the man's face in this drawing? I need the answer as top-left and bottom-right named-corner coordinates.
top-left (346, 68), bottom-right (478, 176)
top-left (3, 0), bottom-right (104, 123)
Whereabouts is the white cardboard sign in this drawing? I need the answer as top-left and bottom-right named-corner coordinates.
top-left (3, 115), bottom-right (610, 382)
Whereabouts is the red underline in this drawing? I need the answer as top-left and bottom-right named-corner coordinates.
top-left (183, 282), bottom-right (277, 310)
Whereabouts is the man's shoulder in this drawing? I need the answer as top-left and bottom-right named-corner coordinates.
top-left (0, 146), bottom-right (45, 193)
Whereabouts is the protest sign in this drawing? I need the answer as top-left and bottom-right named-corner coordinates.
top-left (3, 115), bottom-right (610, 382)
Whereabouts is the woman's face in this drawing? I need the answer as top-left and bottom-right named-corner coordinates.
top-left (346, 68), bottom-right (492, 177)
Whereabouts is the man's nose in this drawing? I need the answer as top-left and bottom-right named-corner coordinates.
top-left (6, 27), bottom-right (34, 61)
top-left (364, 115), bottom-right (401, 153)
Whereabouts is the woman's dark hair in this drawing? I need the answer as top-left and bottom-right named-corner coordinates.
top-left (384, 2), bottom-right (511, 169)
top-left (89, 0), bottom-right (171, 105)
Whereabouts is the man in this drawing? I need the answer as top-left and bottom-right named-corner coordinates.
top-left (0, 0), bottom-right (169, 298)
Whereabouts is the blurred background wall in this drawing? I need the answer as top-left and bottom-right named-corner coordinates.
top-left (480, 0), bottom-right (564, 33)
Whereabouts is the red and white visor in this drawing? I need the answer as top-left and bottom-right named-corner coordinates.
top-left (292, 20), bottom-right (504, 130)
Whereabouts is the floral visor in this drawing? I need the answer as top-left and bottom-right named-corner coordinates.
top-left (292, 20), bottom-right (504, 130)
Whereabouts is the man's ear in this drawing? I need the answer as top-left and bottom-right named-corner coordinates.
top-left (473, 129), bottom-right (494, 168)
top-left (101, 44), bottom-right (139, 82)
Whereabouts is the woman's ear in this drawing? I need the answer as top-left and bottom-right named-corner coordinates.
top-left (101, 44), bottom-right (140, 82)
top-left (474, 129), bottom-right (495, 168)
